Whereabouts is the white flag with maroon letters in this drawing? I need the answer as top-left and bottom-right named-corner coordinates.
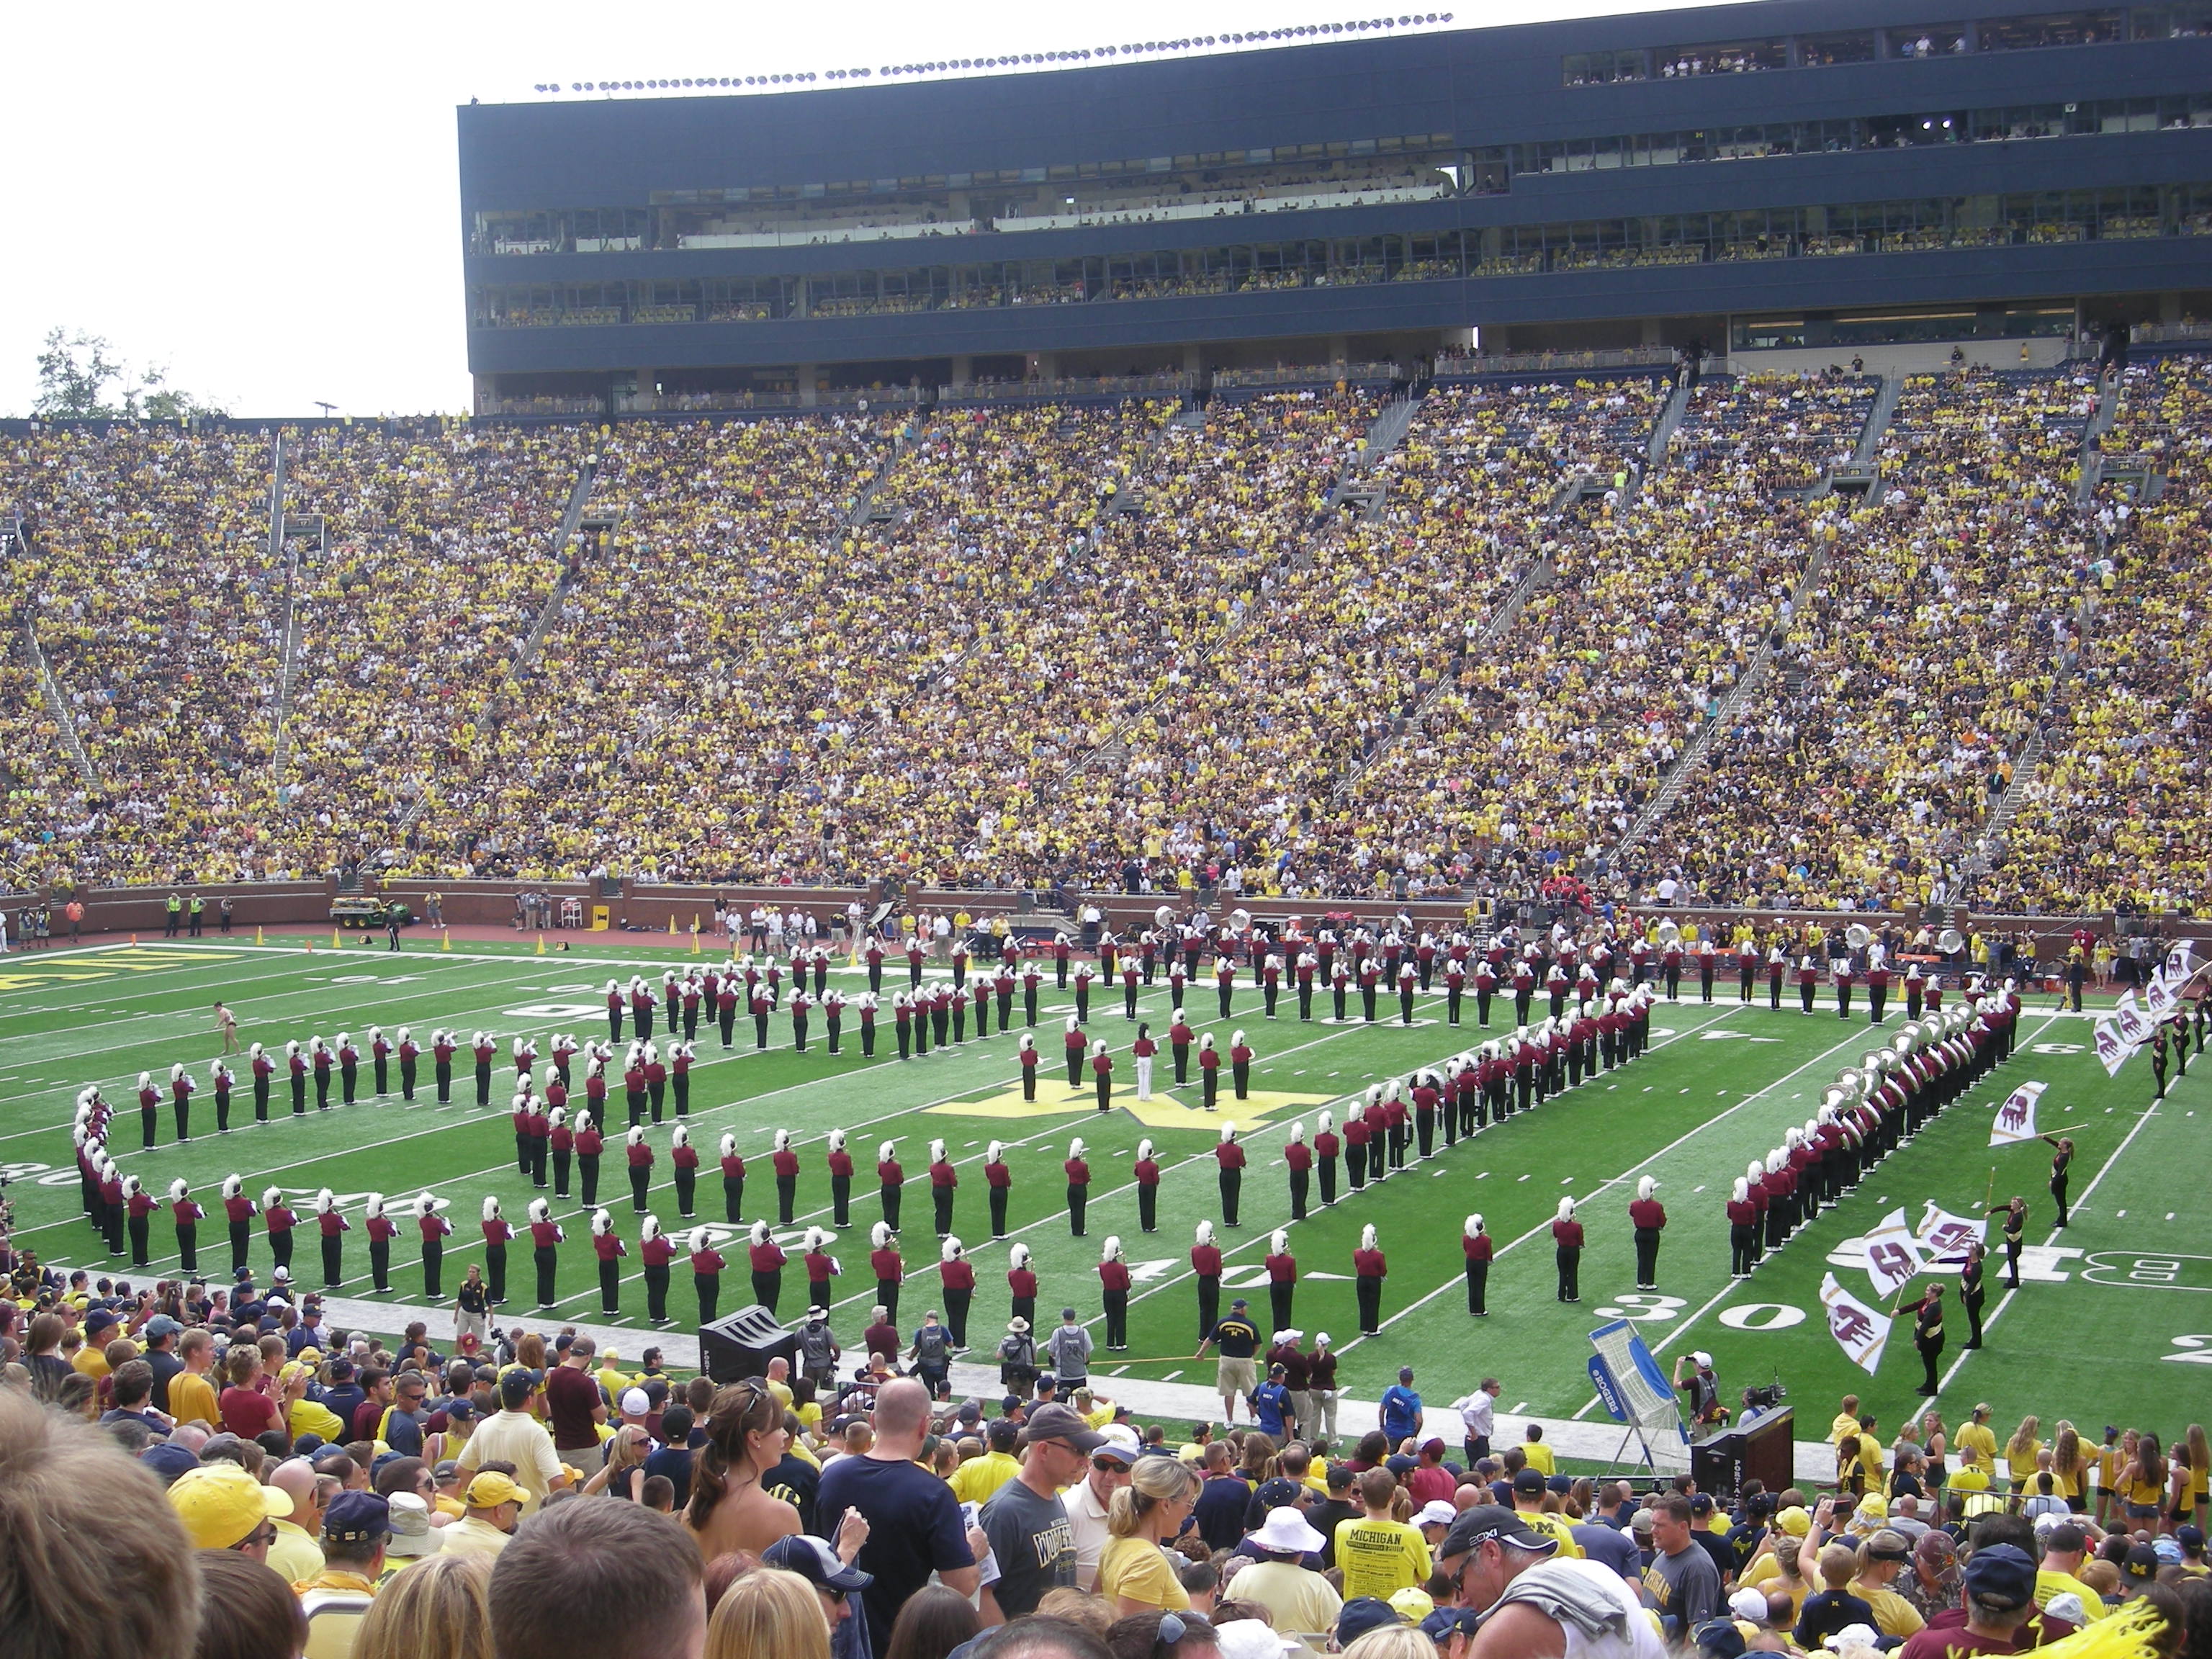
top-left (2093, 1018), bottom-right (2133, 1077)
top-left (1989, 1081), bottom-right (2046, 1146)
top-left (1820, 1272), bottom-right (1894, 1376)
top-left (1860, 1209), bottom-right (1926, 1302)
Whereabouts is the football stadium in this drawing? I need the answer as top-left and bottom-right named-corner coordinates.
top-left (6, 3), bottom-right (2212, 1655)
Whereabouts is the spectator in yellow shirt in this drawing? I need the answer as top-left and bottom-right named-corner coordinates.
top-left (949, 1420), bottom-right (1022, 1503)
top-left (1520, 1424), bottom-right (1556, 1477)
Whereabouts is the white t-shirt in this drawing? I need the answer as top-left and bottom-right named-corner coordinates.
top-left (1492, 1557), bottom-right (1668, 1659)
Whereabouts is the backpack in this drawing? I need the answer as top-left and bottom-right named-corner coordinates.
top-left (914, 1326), bottom-right (950, 1366)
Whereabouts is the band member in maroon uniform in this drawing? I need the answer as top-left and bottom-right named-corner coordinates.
top-left (262, 1186), bottom-right (297, 1275)
top-left (1629, 1176), bottom-right (1666, 1291)
top-left (364, 1192), bottom-right (397, 1291)
top-left (1214, 1123), bottom-right (1246, 1226)
top-left (1007, 1241), bottom-right (1038, 1328)
top-left (372, 1026), bottom-right (393, 1097)
top-left (418, 1192), bottom-right (454, 1298)
top-left (938, 1236), bottom-right (974, 1350)
top-left (1552, 1197), bottom-right (1583, 1302)
top-left (1353, 1225), bottom-right (1388, 1335)
top-left (1099, 1236), bottom-right (1132, 1351)
top-left (477, 1195), bottom-right (513, 1303)
top-left (927, 1138), bottom-right (958, 1236)
top-left (878, 1139), bottom-right (905, 1233)
top-left (170, 1178), bottom-right (206, 1273)
top-left (1133, 1138), bottom-right (1161, 1233)
top-left (432, 1030), bottom-right (457, 1104)
top-left (527, 1198), bottom-right (565, 1308)
top-left (1091, 1040), bottom-right (1114, 1112)
top-left (1463, 1214), bottom-right (1492, 1316)
top-left (1064, 1136), bottom-right (1092, 1237)
top-left (1264, 1229), bottom-right (1298, 1334)
top-left (670, 1123), bottom-right (699, 1218)
top-left (640, 1216), bottom-right (678, 1323)
top-left (772, 1128), bottom-right (800, 1226)
top-left (984, 1140), bottom-right (1012, 1237)
top-left (1191, 1220), bottom-right (1223, 1341)
top-left (1198, 1033), bottom-right (1222, 1110)
top-left (690, 1228), bottom-right (727, 1325)
top-left (625, 1125), bottom-right (655, 1214)
top-left (870, 1221), bottom-right (905, 1323)
top-left (1064, 1017), bottom-right (1087, 1090)
top-left (606, 979), bottom-right (625, 1043)
top-left (210, 1058), bottom-right (234, 1133)
top-left (589, 1208), bottom-right (625, 1314)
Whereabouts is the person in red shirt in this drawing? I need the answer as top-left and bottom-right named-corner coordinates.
top-left (1629, 1175), bottom-right (1667, 1291)
top-left (1229, 1030), bottom-right (1254, 1101)
top-left (1462, 1213), bottom-right (1492, 1316)
top-left (717, 1130), bottom-right (745, 1223)
top-left (1017, 1033), bottom-right (1039, 1100)
top-left (1283, 1120), bottom-right (1313, 1220)
top-left (1099, 1236), bottom-right (1132, 1351)
top-left (590, 1208), bottom-right (626, 1315)
top-left (1198, 1033), bottom-right (1222, 1112)
top-left (927, 1138), bottom-right (958, 1236)
top-left (549, 1105), bottom-right (575, 1198)
top-left (827, 1128), bottom-right (855, 1227)
top-left (168, 1064), bottom-right (196, 1141)
top-left (511, 1091), bottom-right (536, 1178)
top-left (317, 1188), bottom-right (351, 1290)
top-left (1064, 1136), bottom-right (1092, 1238)
top-left (878, 1140), bottom-right (904, 1233)
top-left (938, 1236), bottom-right (974, 1350)
top-left (527, 1197), bottom-right (565, 1308)
top-left (622, 1052), bottom-right (648, 1128)
top-left (690, 1227), bottom-right (727, 1325)
top-left (894, 991), bottom-right (914, 1061)
top-left (169, 1177), bottom-right (206, 1274)
top-left (1090, 1040), bottom-right (1114, 1113)
top-left (1552, 1196), bottom-right (1584, 1303)
top-left (310, 1037), bottom-right (336, 1112)
top-left (747, 1219), bottom-right (786, 1315)
top-left (575, 1110), bottom-right (605, 1209)
top-left (286, 1042), bottom-right (308, 1116)
top-left (750, 988), bottom-right (773, 1052)
top-left (338, 1033), bottom-right (361, 1105)
top-left (471, 1032), bottom-right (496, 1109)
top-left (644, 1043), bottom-right (668, 1124)
top-left (670, 1123), bottom-right (700, 1219)
top-left (1191, 1219), bottom-right (1223, 1341)
top-left (1727, 1176), bottom-right (1761, 1277)
top-left (1133, 1136), bottom-right (1162, 1233)
top-left (1354, 1223), bottom-right (1388, 1335)
top-left (1214, 1124), bottom-right (1246, 1226)
top-left (869, 1221), bottom-right (905, 1323)
top-left (262, 1187), bottom-right (297, 1276)
top-left (1264, 1228), bottom-right (1298, 1334)
top-left (1411, 1071), bottom-right (1442, 1159)
top-left (365, 1192), bottom-right (397, 1291)
top-left (122, 1174), bottom-right (156, 1267)
top-left (1005, 1241), bottom-right (1038, 1329)
top-left (1342, 1102), bottom-right (1371, 1192)
top-left (983, 1140), bottom-right (1012, 1237)
top-left (209, 1058), bottom-right (233, 1133)
top-left (220, 1349), bottom-right (284, 1442)
top-left (853, 990), bottom-right (876, 1058)
top-left (1169, 1010), bottom-right (1195, 1084)
top-left (1064, 1017), bottom-right (1087, 1091)
top-left (640, 1215), bottom-right (678, 1323)
top-left (251, 1041), bottom-right (275, 1120)
top-left (418, 1192), bottom-right (454, 1298)
top-left (772, 1129), bottom-right (801, 1226)
top-left (624, 1125), bottom-right (655, 1214)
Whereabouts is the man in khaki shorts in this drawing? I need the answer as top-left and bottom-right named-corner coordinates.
top-left (1197, 1296), bottom-right (1262, 1425)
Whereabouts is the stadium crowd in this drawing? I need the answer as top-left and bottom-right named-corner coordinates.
top-left (1, 354), bottom-right (2206, 912)
top-left (5, 1267), bottom-right (2210, 1659)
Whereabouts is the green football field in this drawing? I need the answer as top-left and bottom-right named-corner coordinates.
top-left (6, 937), bottom-right (2206, 1448)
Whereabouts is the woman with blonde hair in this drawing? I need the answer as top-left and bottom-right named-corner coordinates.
top-left (2121, 1430), bottom-right (2167, 1527)
top-left (1341, 1627), bottom-right (1432, 1659)
top-left (686, 1379), bottom-right (801, 1557)
top-left (354, 1552), bottom-right (495, 1659)
top-left (1100, 1455), bottom-right (1202, 1616)
top-left (2002, 1416), bottom-right (2041, 1493)
top-left (2049, 1421), bottom-right (2088, 1513)
top-left (2185, 1424), bottom-right (2209, 1529)
top-left (584, 1424), bottom-right (650, 1500)
top-left (704, 1562), bottom-right (830, 1659)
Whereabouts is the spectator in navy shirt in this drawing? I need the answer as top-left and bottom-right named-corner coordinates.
top-left (814, 1377), bottom-right (978, 1653)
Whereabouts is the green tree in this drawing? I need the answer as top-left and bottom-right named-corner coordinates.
top-left (32, 328), bottom-right (224, 420)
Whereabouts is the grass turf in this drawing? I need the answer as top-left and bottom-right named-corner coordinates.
top-left (6, 939), bottom-right (2205, 1448)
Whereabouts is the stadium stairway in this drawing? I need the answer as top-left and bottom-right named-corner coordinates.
top-left (508, 455), bottom-right (603, 676)
top-left (842, 411), bottom-right (928, 528)
top-left (1643, 376), bottom-right (1694, 471)
top-left (268, 436), bottom-right (305, 784)
top-left (1845, 374), bottom-right (1904, 472)
top-left (17, 606), bottom-right (100, 786)
top-left (1328, 552), bottom-right (1557, 801)
top-left (1606, 534), bottom-right (1838, 864)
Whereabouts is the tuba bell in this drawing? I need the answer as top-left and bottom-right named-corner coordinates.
top-left (1845, 923), bottom-right (1872, 950)
top-left (1230, 908), bottom-right (1252, 932)
top-left (1154, 904), bottom-right (1177, 930)
top-left (1656, 920), bottom-right (1681, 945)
top-left (1936, 927), bottom-right (1964, 954)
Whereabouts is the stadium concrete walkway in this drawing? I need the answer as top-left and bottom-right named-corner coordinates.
top-left (319, 1292), bottom-right (1843, 1485)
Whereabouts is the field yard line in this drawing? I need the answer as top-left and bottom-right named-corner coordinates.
top-left (1556, 1008), bottom-right (2062, 1419)
top-left (1091, 1002), bottom-right (1748, 1351)
top-left (32, 987), bottom-right (1463, 1288)
top-left (0, 958), bottom-right (546, 1125)
top-left (0, 960), bottom-right (619, 1142)
top-left (1933, 1021), bottom-right (2165, 1401)
top-left (0, 948), bottom-right (338, 1021)
top-left (526, 989), bottom-right (1476, 1313)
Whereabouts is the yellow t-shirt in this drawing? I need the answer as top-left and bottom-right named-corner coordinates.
top-left (1850, 1582), bottom-right (1925, 1640)
top-left (2006, 1441), bottom-right (2044, 1488)
top-left (2036, 1569), bottom-right (2110, 1621)
top-left (1516, 1509), bottom-right (1583, 1558)
top-left (288, 1396), bottom-right (349, 1444)
top-left (1831, 1412), bottom-right (1863, 1448)
top-left (1955, 1423), bottom-right (1997, 1478)
top-left (1522, 1442), bottom-right (1556, 1476)
top-left (169, 1371), bottom-right (220, 1429)
top-left (949, 1451), bottom-right (1020, 1504)
top-left (1334, 1516), bottom-right (1432, 1600)
top-left (1097, 1537), bottom-right (1191, 1610)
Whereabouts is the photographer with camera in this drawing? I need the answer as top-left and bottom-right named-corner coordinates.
top-left (1673, 1352), bottom-right (1728, 1429)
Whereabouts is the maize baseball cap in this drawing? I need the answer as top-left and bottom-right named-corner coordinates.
top-left (466, 1470), bottom-right (523, 1508)
top-left (168, 1462), bottom-right (293, 1550)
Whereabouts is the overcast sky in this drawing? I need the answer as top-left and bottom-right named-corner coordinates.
top-left (3, 0), bottom-right (1711, 418)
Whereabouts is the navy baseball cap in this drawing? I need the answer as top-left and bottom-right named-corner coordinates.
top-left (1335, 1599), bottom-right (1404, 1646)
top-left (763, 1533), bottom-right (873, 1592)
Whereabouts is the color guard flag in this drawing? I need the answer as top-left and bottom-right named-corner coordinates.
top-left (1821, 1272), bottom-right (1894, 1376)
top-left (1989, 1081), bottom-right (2046, 1146)
top-left (1861, 1209), bottom-right (1926, 1301)
top-left (2093, 1018), bottom-right (2133, 1077)
top-left (2144, 974), bottom-right (2178, 1021)
top-left (1916, 1204), bottom-right (1987, 1269)
top-left (2114, 993), bottom-right (2154, 1048)
top-left (2166, 941), bottom-right (2200, 981)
